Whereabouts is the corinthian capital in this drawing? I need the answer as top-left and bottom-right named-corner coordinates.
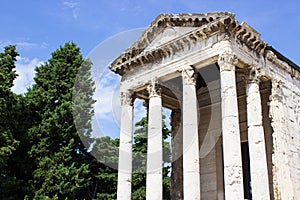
top-left (247, 65), bottom-right (262, 84)
top-left (181, 65), bottom-right (197, 85)
top-left (218, 52), bottom-right (238, 72)
top-left (147, 79), bottom-right (161, 97)
top-left (269, 79), bottom-right (283, 102)
top-left (120, 90), bottom-right (134, 106)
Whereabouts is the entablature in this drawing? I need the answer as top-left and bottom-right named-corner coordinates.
top-left (114, 12), bottom-right (300, 104)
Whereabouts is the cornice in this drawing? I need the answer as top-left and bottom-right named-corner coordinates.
top-left (109, 12), bottom-right (298, 79)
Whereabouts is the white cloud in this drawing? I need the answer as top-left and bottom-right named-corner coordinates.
top-left (63, 1), bottom-right (78, 9)
top-left (63, 0), bottom-right (80, 19)
top-left (87, 68), bottom-right (121, 138)
top-left (17, 42), bottom-right (48, 50)
top-left (0, 40), bottom-right (48, 51)
top-left (93, 69), bottom-right (120, 121)
top-left (15, 42), bottom-right (38, 49)
top-left (134, 99), bottom-right (147, 123)
top-left (12, 56), bottom-right (43, 94)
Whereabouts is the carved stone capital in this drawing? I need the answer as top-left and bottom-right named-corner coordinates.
top-left (120, 91), bottom-right (134, 106)
top-left (269, 79), bottom-right (283, 102)
top-left (181, 65), bottom-right (197, 85)
top-left (147, 79), bottom-right (161, 97)
top-left (218, 52), bottom-right (238, 72)
top-left (247, 65), bottom-right (262, 84)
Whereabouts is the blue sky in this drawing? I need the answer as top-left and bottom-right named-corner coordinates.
top-left (1, 1), bottom-right (299, 62)
top-left (1, 0), bottom-right (299, 138)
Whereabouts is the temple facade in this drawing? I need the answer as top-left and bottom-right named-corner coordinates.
top-left (109, 12), bottom-right (300, 200)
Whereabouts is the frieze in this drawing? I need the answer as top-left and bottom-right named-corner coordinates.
top-left (110, 12), bottom-right (268, 76)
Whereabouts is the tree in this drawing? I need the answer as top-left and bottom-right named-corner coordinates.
top-left (4, 94), bottom-right (34, 199)
top-left (89, 137), bottom-right (119, 200)
top-left (24, 42), bottom-right (96, 199)
top-left (85, 109), bottom-right (171, 200)
top-left (0, 45), bottom-right (20, 199)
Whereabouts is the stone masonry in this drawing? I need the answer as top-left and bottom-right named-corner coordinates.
top-left (110, 12), bottom-right (300, 200)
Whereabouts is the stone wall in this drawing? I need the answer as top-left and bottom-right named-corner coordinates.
top-left (266, 55), bottom-right (300, 199)
top-left (281, 85), bottom-right (300, 199)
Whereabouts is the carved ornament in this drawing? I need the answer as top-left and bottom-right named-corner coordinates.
top-left (269, 79), bottom-right (283, 102)
top-left (181, 66), bottom-right (197, 85)
top-left (218, 52), bottom-right (238, 72)
top-left (120, 91), bottom-right (134, 106)
top-left (147, 79), bottom-right (161, 97)
top-left (247, 65), bottom-right (262, 84)
top-left (266, 51), bottom-right (277, 62)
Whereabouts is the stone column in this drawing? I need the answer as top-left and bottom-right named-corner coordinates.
top-left (218, 52), bottom-right (244, 200)
top-left (117, 91), bottom-right (134, 200)
top-left (269, 80), bottom-right (283, 200)
top-left (181, 66), bottom-right (201, 200)
top-left (269, 80), bottom-right (294, 200)
top-left (246, 66), bottom-right (270, 200)
top-left (171, 109), bottom-right (183, 200)
top-left (146, 79), bottom-right (163, 200)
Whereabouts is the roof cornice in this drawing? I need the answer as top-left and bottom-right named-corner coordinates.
top-left (110, 12), bottom-right (298, 76)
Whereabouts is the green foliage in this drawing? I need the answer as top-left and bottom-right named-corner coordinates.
top-left (0, 45), bottom-right (20, 199)
top-left (0, 43), bottom-right (172, 199)
top-left (32, 139), bottom-right (90, 199)
top-left (23, 42), bottom-right (96, 199)
top-left (0, 45), bottom-right (19, 166)
top-left (73, 58), bottom-right (95, 148)
top-left (86, 136), bottom-right (119, 199)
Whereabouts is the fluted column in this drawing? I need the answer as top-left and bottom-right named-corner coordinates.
top-left (146, 79), bottom-right (163, 200)
top-left (117, 91), bottom-right (134, 200)
top-left (218, 52), bottom-right (244, 200)
top-left (246, 66), bottom-right (270, 200)
top-left (181, 66), bottom-right (201, 200)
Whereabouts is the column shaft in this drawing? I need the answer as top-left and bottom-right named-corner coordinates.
top-left (269, 80), bottom-right (294, 200)
top-left (246, 67), bottom-right (270, 200)
top-left (146, 80), bottom-right (163, 200)
top-left (117, 91), bottom-right (134, 200)
top-left (182, 66), bottom-right (201, 200)
top-left (219, 52), bottom-right (244, 200)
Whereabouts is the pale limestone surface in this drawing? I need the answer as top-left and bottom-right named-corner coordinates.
top-left (117, 91), bottom-right (133, 200)
top-left (246, 67), bottom-right (270, 200)
top-left (219, 52), bottom-right (244, 200)
top-left (182, 66), bottom-right (201, 199)
top-left (112, 12), bottom-right (300, 200)
top-left (146, 80), bottom-right (163, 200)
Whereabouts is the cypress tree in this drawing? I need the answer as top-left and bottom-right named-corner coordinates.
top-left (0, 45), bottom-right (20, 199)
top-left (25, 42), bottom-right (95, 199)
